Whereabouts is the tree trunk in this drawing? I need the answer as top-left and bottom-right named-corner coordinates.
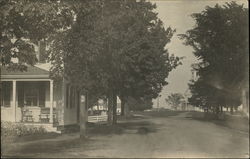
top-left (120, 97), bottom-right (125, 116)
top-left (90, 106), bottom-right (93, 115)
top-left (204, 106), bottom-right (208, 119)
top-left (204, 106), bottom-right (208, 113)
top-left (97, 102), bottom-right (99, 111)
top-left (234, 106), bottom-right (238, 112)
top-left (217, 106), bottom-right (220, 113)
top-left (124, 102), bottom-right (130, 118)
top-left (104, 98), bottom-right (108, 111)
top-left (112, 91), bottom-right (117, 125)
top-left (107, 92), bottom-right (113, 125)
top-left (213, 106), bottom-right (216, 114)
top-left (230, 106), bottom-right (233, 114)
top-left (79, 91), bottom-right (87, 139)
top-left (215, 106), bottom-right (219, 119)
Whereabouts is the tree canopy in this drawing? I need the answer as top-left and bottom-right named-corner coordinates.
top-left (0, 0), bottom-right (74, 70)
top-left (180, 2), bottom-right (249, 110)
top-left (48, 0), bottom-right (182, 123)
top-left (165, 93), bottom-right (185, 110)
top-left (1, 0), bottom-right (182, 125)
top-left (50, 2), bottom-right (181, 97)
top-left (126, 96), bottom-right (153, 111)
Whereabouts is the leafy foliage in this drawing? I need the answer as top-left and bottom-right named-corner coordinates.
top-left (0, 0), bottom-right (74, 70)
top-left (126, 96), bottom-right (153, 111)
top-left (180, 2), bottom-right (248, 110)
top-left (165, 93), bottom-right (185, 110)
top-left (49, 0), bottom-right (182, 100)
top-left (1, 0), bottom-right (182, 125)
top-left (1, 121), bottom-right (47, 137)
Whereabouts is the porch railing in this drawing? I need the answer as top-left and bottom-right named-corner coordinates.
top-left (21, 107), bottom-right (58, 123)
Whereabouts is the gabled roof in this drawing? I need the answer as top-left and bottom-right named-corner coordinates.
top-left (0, 65), bottom-right (50, 80)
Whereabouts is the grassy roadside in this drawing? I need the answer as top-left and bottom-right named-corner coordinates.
top-left (189, 111), bottom-right (249, 133)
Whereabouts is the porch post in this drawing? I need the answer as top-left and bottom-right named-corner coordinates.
top-left (49, 80), bottom-right (54, 123)
top-left (13, 80), bottom-right (17, 122)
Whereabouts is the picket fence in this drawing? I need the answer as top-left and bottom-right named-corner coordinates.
top-left (88, 115), bottom-right (108, 123)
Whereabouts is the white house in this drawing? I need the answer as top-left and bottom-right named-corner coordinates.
top-left (1, 42), bottom-right (81, 132)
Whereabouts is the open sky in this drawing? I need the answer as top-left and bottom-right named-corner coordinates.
top-left (152, 0), bottom-right (248, 108)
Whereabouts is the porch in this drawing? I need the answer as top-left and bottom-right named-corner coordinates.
top-left (1, 80), bottom-right (57, 124)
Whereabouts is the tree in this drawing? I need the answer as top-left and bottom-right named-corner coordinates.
top-left (48, 1), bottom-right (106, 137)
top-left (101, 0), bottom-right (182, 122)
top-left (48, 0), bottom-right (183, 128)
top-left (127, 96), bottom-right (153, 111)
top-left (0, 0), bottom-right (74, 71)
top-left (50, 0), bottom-right (182, 125)
top-left (180, 2), bottom-right (248, 114)
top-left (105, 1), bottom-right (182, 118)
top-left (165, 93), bottom-right (185, 110)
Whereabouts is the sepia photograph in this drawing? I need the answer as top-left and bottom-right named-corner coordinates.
top-left (0, 0), bottom-right (249, 158)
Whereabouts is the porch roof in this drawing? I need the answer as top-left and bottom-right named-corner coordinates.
top-left (1, 65), bottom-right (50, 80)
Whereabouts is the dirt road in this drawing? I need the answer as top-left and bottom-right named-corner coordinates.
top-left (2, 111), bottom-right (249, 158)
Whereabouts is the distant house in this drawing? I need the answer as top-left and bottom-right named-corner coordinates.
top-left (88, 98), bottom-right (121, 115)
top-left (0, 42), bottom-right (81, 132)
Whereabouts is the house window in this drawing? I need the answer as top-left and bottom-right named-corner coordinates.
top-left (18, 82), bottom-right (45, 107)
top-left (0, 82), bottom-right (11, 107)
top-left (24, 88), bottom-right (39, 107)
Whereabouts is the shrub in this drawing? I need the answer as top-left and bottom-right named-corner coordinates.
top-left (1, 121), bottom-right (47, 138)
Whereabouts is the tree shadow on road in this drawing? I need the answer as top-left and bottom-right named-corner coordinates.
top-left (87, 120), bottom-right (160, 136)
